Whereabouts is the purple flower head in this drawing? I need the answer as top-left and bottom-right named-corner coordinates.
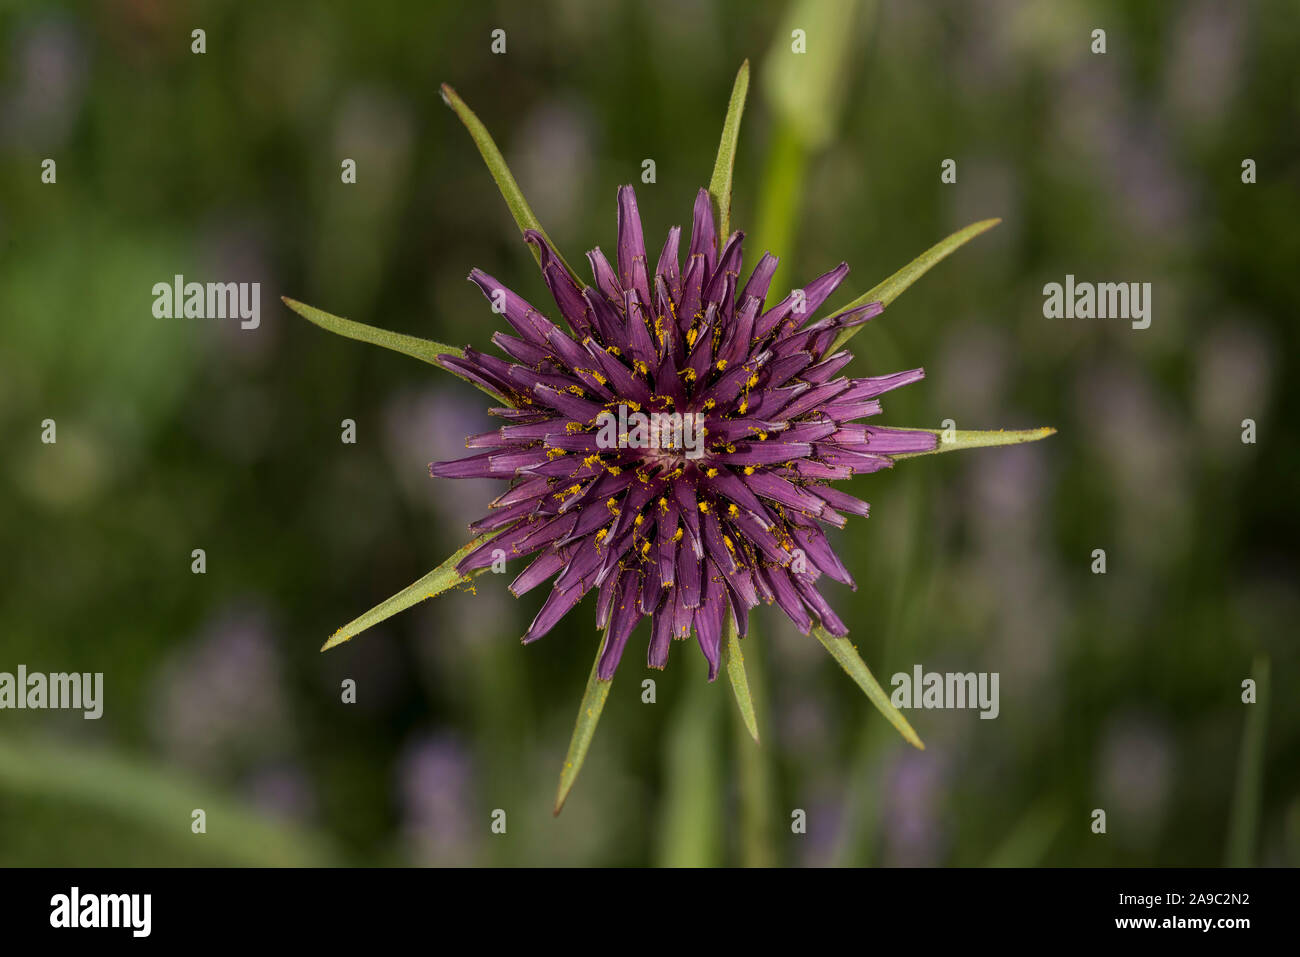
top-left (430, 185), bottom-right (936, 681)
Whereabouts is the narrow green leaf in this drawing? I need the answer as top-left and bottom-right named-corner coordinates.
top-left (321, 533), bottom-right (498, 652)
top-left (721, 616), bottom-right (760, 743)
top-left (439, 83), bottom-right (582, 285)
top-left (828, 218), bottom-right (1002, 354)
top-left (1226, 655), bottom-right (1269, 866)
top-left (708, 59), bottom-right (750, 242)
top-left (812, 625), bottom-right (924, 750)
top-left (554, 639), bottom-right (613, 815)
top-left (890, 426), bottom-right (1057, 460)
top-left (282, 297), bottom-right (509, 405)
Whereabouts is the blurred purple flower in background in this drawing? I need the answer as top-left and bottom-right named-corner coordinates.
top-left (1099, 715), bottom-right (1173, 846)
top-left (397, 732), bottom-right (478, 866)
top-left (1165, 0), bottom-right (1245, 132)
top-left (152, 604), bottom-right (292, 773)
top-left (383, 386), bottom-right (499, 524)
top-left (0, 16), bottom-right (86, 148)
top-left (246, 763), bottom-right (318, 822)
top-left (514, 98), bottom-right (593, 237)
top-left (1194, 319), bottom-right (1274, 458)
top-left (883, 748), bottom-right (951, 866)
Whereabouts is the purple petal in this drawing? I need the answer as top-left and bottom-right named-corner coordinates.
top-left (616, 186), bottom-right (653, 306)
top-left (597, 569), bottom-right (643, 678)
top-left (686, 188), bottom-right (718, 278)
top-left (586, 246), bottom-right (622, 302)
top-left (525, 581), bottom-right (592, 644)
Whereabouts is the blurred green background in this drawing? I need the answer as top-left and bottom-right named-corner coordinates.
top-left (1, 0), bottom-right (1296, 867)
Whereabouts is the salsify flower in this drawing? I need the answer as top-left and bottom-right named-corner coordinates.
top-left (431, 185), bottom-right (937, 682)
top-left (284, 62), bottom-right (1053, 809)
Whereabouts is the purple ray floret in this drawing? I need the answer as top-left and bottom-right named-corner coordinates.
top-left (430, 186), bottom-right (936, 680)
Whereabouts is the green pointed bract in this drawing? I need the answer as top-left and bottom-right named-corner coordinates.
top-left (828, 217), bottom-right (1002, 355)
top-left (721, 617), bottom-right (760, 743)
top-left (281, 297), bottom-right (508, 405)
top-left (282, 296), bottom-right (462, 365)
top-left (891, 426), bottom-right (1057, 459)
top-left (812, 625), bottom-right (924, 750)
top-left (554, 638), bottom-right (613, 815)
top-left (320, 533), bottom-right (500, 652)
top-left (708, 60), bottom-right (750, 242)
top-left (439, 83), bottom-right (582, 285)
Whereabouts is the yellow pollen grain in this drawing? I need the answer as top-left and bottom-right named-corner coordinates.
top-left (728, 504), bottom-right (739, 517)
top-left (565, 421), bottom-right (584, 433)
top-left (706, 467), bottom-right (718, 478)
top-left (744, 466), bottom-right (755, 475)
top-left (716, 359), bottom-right (728, 370)
top-left (703, 399), bottom-right (716, 410)
top-left (672, 528), bottom-right (683, 542)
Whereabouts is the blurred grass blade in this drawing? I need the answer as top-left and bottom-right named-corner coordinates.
top-left (708, 59), bottom-right (750, 241)
top-left (0, 734), bottom-right (335, 866)
top-left (891, 426), bottom-right (1057, 459)
top-left (656, 667), bottom-right (724, 865)
top-left (721, 616), bottom-right (760, 743)
top-left (440, 83), bottom-right (582, 284)
top-left (812, 625), bottom-right (923, 749)
top-left (985, 799), bottom-right (1064, 867)
top-left (554, 639), bottom-right (613, 815)
top-left (1227, 655), bottom-right (1269, 866)
top-left (321, 533), bottom-right (498, 652)
top-left (755, 0), bottom-right (868, 296)
top-left (731, 622), bottom-right (776, 866)
top-left (829, 218), bottom-right (1002, 354)
top-left (762, 0), bottom-right (867, 150)
top-left (283, 297), bottom-right (508, 404)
